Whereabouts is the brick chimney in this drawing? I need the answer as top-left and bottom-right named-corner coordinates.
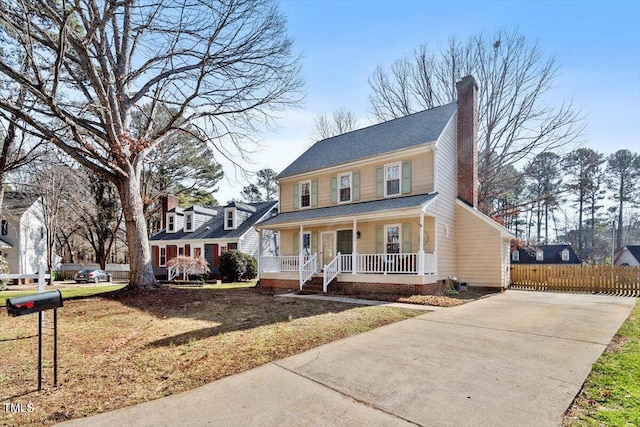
top-left (160, 194), bottom-right (179, 229)
top-left (456, 75), bottom-right (478, 208)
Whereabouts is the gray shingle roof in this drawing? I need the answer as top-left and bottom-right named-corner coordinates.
top-left (150, 201), bottom-right (277, 242)
top-left (277, 102), bottom-right (457, 179)
top-left (257, 193), bottom-right (437, 227)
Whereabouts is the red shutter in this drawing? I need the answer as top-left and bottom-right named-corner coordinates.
top-left (152, 246), bottom-right (159, 267)
top-left (168, 245), bottom-right (177, 261)
top-left (185, 244), bottom-right (190, 257)
top-left (213, 244), bottom-right (219, 267)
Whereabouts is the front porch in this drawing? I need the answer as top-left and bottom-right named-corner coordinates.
top-left (260, 251), bottom-right (437, 293)
top-left (256, 192), bottom-right (441, 293)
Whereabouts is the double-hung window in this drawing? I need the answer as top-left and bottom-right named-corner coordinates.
top-left (385, 163), bottom-right (400, 196)
top-left (561, 249), bottom-right (569, 261)
top-left (512, 251), bottom-right (520, 262)
top-left (338, 172), bottom-right (352, 203)
top-left (536, 249), bottom-right (544, 261)
top-left (185, 214), bottom-right (193, 231)
top-left (224, 208), bottom-right (236, 230)
top-left (300, 181), bottom-right (311, 208)
top-left (385, 225), bottom-right (400, 254)
top-left (302, 232), bottom-right (311, 255)
top-left (167, 215), bottom-right (175, 232)
top-left (160, 247), bottom-right (166, 266)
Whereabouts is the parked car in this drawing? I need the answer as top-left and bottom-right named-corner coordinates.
top-left (74, 269), bottom-right (112, 284)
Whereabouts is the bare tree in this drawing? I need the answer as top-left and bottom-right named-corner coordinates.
top-left (312, 108), bottom-right (359, 140)
top-left (0, 0), bottom-right (303, 289)
top-left (368, 30), bottom-right (583, 213)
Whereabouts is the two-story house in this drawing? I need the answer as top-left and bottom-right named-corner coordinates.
top-left (149, 196), bottom-right (278, 279)
top-left (256, 76), bottom-right (513, 294)
top-left (0, 191), bottom-right (47, 276)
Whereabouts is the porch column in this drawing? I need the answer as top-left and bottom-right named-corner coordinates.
top-left (419, 211), bottom-right (425, 275)
top-left (352, 218), bottom-right (357, 274)
top-left (299, 225), bottom-right (304, 285)
top-left (257, 228), bottom-right (263, 280)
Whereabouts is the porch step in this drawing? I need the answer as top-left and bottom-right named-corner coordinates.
top-left (300, 276), bottom-right (324, 294)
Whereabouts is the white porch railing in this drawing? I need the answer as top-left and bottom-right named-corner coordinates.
top-left (260, 255), bottom-right (307, 272)
top-left (300, 254), bottom-right (317, 289)
top-left (260, 253), bottom-right (437, 278)
top-left (323, 252), bottom-right (341, 292)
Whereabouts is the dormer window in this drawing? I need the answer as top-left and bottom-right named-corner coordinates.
top-left (338, 172), bottom-right (352, 203)
top-left (536, 249), bottom-right (544, 261)
top-left (224, 208), bottom-right (236, 230)
top-left (185, 213), bottom-right (193, 232)
top-left (561, 249), bottom-right (570, 261)
top-left (512, 251), bottom-right (519, 262)
top-left (167, 214), bottom-right (175, 233)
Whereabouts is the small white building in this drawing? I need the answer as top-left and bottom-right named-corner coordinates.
top-left (0, 192), bottom-right (47, 274)
top-left (614, 245), bottom-right (640, 267)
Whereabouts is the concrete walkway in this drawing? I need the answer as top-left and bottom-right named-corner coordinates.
top-left (59, 291), bottom-right (635, 427)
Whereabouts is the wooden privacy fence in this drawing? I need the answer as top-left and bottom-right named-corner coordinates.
top-left (510, 265), bottom-right (640, 295)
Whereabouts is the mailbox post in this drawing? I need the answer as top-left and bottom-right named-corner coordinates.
top-left (7, 290), bottom-right (63, 391)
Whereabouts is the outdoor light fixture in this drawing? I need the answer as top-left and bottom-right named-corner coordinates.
top-left (356, 231), bottom-right (361, 239)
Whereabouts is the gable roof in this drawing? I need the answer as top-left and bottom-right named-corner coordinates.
top-left (277, 102), bottom-right (457, 179)
top-left (257, 193), bottom-right (437, 227)
top-left (150, 201), bottom-right (277, 242)
top-left (1, 192), bottom-right (41, 218)
top-left (512, 244), bottom-right (581, 264)
top-left (617, 245), bottom-right (640, 263)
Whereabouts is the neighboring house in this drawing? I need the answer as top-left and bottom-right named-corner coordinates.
top-left (149, 196), bottom-right (278, 279)
top-left (256, 76), bottom-right (513, 294)
top-left (0, 192), bottom-right (47, 275)
top-left (510, 244), bottom-right (581, 265)
top-left (614, 245), bottom-right (640, 266)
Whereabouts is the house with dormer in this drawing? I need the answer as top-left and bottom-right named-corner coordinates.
top-left (510, 244), bottom-right (581, 265)
top-left (149, 195), bottom-right (278, 279)
top-left (255, 76), bottom-right (513, 294)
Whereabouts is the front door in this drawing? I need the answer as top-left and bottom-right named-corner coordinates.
top-left (321, 232), bottom-right (336, 269)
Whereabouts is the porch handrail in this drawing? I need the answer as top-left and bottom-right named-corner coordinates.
top-left (260, 255), bottom-right (302, 272)
top-left (167, 264), bottom-right (179, 281)
top-left (300, 254), bottom-right (317, 289)
top-left (323, 252), bottom-right (341, 292)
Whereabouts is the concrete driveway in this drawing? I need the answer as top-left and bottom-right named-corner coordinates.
top-left (59, 291), bottom-right (635, 427)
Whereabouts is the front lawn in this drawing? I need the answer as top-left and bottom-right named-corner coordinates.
top-left (0, 284), bottom-right (127, 307)
top-left (564, 298), bottom-right (640, 426)
top-left (0, 286), bottom-right (422, 426)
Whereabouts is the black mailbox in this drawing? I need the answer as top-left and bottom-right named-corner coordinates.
top-left (6, 290), bottom-right (63, 317)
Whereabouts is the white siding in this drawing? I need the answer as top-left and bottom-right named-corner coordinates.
top-left (241, 229), bottom-right (277, 258)
top-left (19, 202), bottom-right (47, 274)
top-left (615, 250), bottom-right (640, 266)
top-left (434, 114), bottom-right (457, 277)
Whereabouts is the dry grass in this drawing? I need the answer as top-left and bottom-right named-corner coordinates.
top-left (0, 286), bottom-right (421, 426)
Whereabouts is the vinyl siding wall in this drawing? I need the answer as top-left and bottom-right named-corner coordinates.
top-left (278, 150), bottom-right (434, 213)
top-left (456, 203), bottom-right (504, 288)
top-left (433, 116), bottom-right (458, 278)
top-left (278, 217), bottom-right (435, 255)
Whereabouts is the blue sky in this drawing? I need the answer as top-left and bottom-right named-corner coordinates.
top-left (217, 0), bottom-right (640, 203)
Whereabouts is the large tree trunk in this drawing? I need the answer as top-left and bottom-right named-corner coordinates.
top-left (117, 167), bottom-right (158, 290)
